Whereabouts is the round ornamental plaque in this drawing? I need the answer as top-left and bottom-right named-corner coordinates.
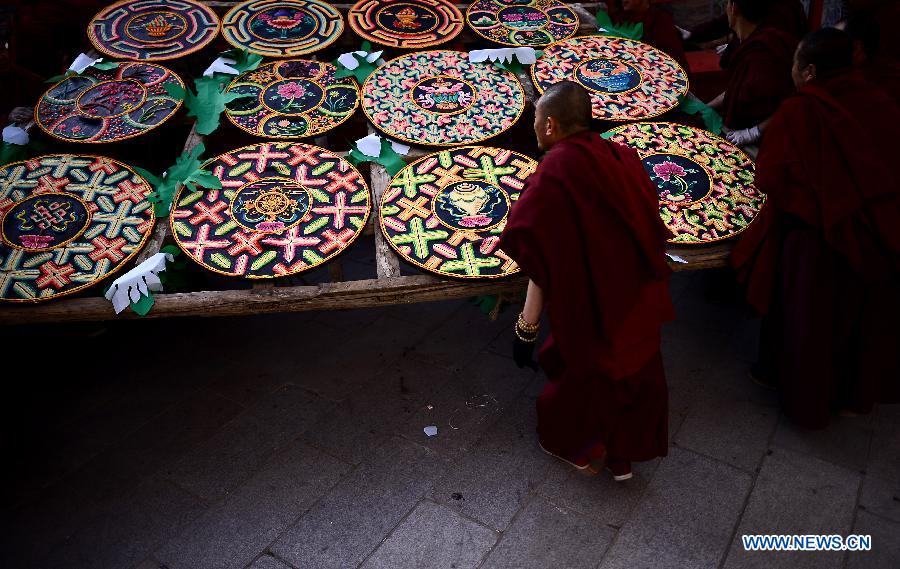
top-left (224, 59), bottom-right (359, 139)
top-left (348, 0), bottom-right (464, 48)
top-left (171, 142), bottom-right (371, 278)
top-left (36, 63), bottom-right (184, 144)
top-left (89, 0), bottom-right (220, 61)
top-left (603, 122), bottom-right (763, 244)
top-left (532, 35), bottom-right (689, 121)
top-left (466, 0), bottom-right (578, 47)
top-left (222, 0), bottom-right (344, 57)
top-left (362, 50), bottom-right (525, 147)
top-left (380, 146), bottom-right (537, 279)
top-left (0, 155), bottom-right (155, 302)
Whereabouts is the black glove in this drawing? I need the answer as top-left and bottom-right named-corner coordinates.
top-left (513, 337), bottom-right (539, 371)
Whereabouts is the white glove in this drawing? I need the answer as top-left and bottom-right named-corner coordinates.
top-left (716, 43), bottom-right (729, 56)
top-left (726, 125), bottom-right (761, 146)
top-left (676, 26), bottom-right (691, 41)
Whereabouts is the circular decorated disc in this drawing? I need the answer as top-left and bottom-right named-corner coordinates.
top-left (532, 35), bottom-right (689, 121)
top-left (89, 0), bottom-right (220, 61)
top-left (35, 63), bottom-right (184, 144)
top-left (380, 146), bottom-right (536, 279)
top-left (0, 155), bottom-right (155, 302)
top-left (222, 0), bottom-right (343, 57)
top-left (348, 0), bottom-right (464, 49)
top-left (171, 143), bottom-right (370, 278)
top-left (224, 60), bottom-right (359, 139)
top-left (604, 122), bottom-right (763, 244)
top-left (466, 0), bottom-right (578, 47)
top-left (363, 50), bottom-right (525, 147)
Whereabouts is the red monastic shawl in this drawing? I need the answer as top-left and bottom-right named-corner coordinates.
top-left (499, 131), bottom-right (674, 380)
top-left (722, 25), bottom-right (798, 128)
top-left (732, 70), bottom-right (900, 313)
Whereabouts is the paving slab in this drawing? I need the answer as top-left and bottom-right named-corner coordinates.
top-left (401, 305), bottom-right (511, 372)
top-left (270, 437), bottom-right (447, 569)
top-left (847, 510), bottom-right (900, 569)
top-left (771, 414), bottom-right (873, 473)
top-left (431, 394), bottom-right (551, 531)
top-left (859, 474), bottom-right (900, 524)
top-left (247, 554), bottom-right (295, 569)
top-left (722, 447), bottom-right (861, 569)
top-left (66, 390), bottom-right (244, 504)
top-left (481, 495), bottom-right (615, 569)
top-left (537, 456), bottom-right (660, 528)
top-left (164, 384), bottom-right (335, 501)
top-left (303, 353), bottom-right (455, 465)
top-left (674, 384), bottom-right (777, 473)
top-left (39, 476), bottom-right (205, 569)
top-left (360, 501), bottom-right (497, 569)
top-left (400, 351), bottom-right (536, 458)
top-left (599, 447), bottom-right (752, 569)
top-left (156, 441), bottom-right (347, 569)
top-left (867, 404), bottom-right (900, 487)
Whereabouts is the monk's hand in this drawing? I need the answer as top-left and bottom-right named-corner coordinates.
top-left (513, 313), bottom-right (540, 371)
top-left (726, 125), bottom-right (761, 147)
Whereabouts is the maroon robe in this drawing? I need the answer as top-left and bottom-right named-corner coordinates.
top-left (691, 0), bottom-right (807, 43)
top-left (611, 6), bottom-right (690, 72)
top-left (499, 131), bottom-right (674, 464)
top-left (722, 25), bottom-right (798, 129)
top-left (731, 71), bottom-right (900, 429)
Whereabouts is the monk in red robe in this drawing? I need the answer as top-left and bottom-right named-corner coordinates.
top-left (844, 10), bottom-right (900, 102)
top-left (731, 28), bottom-right (900, 429)
top-left (707, 0), bottom-right (798, 146)
top-left (608, 0), bottom-right (689, 72)
top-left (689, 0), bottom-right (807, 45)
top-left (499, 82), bottom-right (674, 481)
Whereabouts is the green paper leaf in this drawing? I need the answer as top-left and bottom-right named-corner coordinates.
top-left (137, 143), bottom-right (220, 216)
top-left (167, 78), bottom-right (252, 136)
top-left (600, 130), bottom-right (616, 140)
top-left (220, 48), bottom-right (263, 74)
top-left (332, 43), bottom-right (383, 84)
top-left (130, 292), bottom-right (155, 316)
top-left (493, 59), bottom-right (524, 75)
top-left (187, 170), bottom-right (223, 190)
top-left (1, 139), bottom-right (45, 167)
top-left (45, 71), bottom-right (74, 83)
top-left (677, 95), bottom-right (723, 134)
top-left (595, 10), bottom-right (643, 40)
top-left (376, 139), bottom-right (406, 176)
top-left (470, 294), bottom-right (500, 315)
top-left (92, 61), bottom-right (120, 70)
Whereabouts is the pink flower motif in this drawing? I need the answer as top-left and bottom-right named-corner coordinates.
top-left (653, 161), bottom-right (686, 182)
top-left (277, 119), bottom-right (291, 127)
top-left (277, 82), bottom-right (306, 99)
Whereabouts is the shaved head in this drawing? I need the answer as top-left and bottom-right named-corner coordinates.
top-left (536, 81), bottom-right (592, 133)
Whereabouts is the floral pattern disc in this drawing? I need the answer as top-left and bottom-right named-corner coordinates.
top-left (532, 35), bottom-right (689, 121)
top-left (362, 50), bottom-right (525, 146)
top-left (171, 142), bottom-right (370, 278)
top-left (380, 146), bottom-right (536, 279)
top-left (0, 155), bottom-right (155, 302)
top-left (222, 0), bottom-right (344, 57)
top-left (466, 0), bottom-right (578, 47)
top-left (88, 0), bottom-right (220, 61)
top-left (603, 122), bottom-right (763, 244)
top-left (36, 63), bottom-right (184, 144)
top-left (348, 0), bottom-right (464, 49)
top-left (224, 60), bottom-right (359, 138)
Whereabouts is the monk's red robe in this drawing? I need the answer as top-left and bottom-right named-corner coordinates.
top-left (731, 71), bottom-right (900, 429)
top-left (691, 0), bottom-right (807, 43)
top-left (611, 6), bottom-right (690, 72)
top-left (721, 25), bottom-right (798, 129)
top-left (499, 131), bottom-right (674, 464)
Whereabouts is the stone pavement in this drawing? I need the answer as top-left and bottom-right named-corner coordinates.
top-left (1, 269), bottom-right (898, 569)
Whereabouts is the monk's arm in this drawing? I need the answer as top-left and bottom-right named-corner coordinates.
top-left (522, 280), bottom-right (544, 326)
top-left (708, 91), bottom-right (726, 110)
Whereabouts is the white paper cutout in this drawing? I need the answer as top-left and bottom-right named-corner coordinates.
top-left (104, 253), bottom-right (173, 314)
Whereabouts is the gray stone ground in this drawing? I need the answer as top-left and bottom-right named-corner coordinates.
top-left (1, 268), bottom-right (898, 569)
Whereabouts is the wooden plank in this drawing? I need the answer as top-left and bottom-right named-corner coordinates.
top-left (0, 275), bottom-right (527, 324)
top-left (371, 163), bottom-right (402, 278)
